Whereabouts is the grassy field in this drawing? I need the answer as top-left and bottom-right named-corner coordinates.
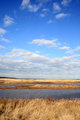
top-left (0, 78), bottom-right (80, 89)
top-left (0, 78), bottom-right (80, 84)
top-left (0, 98), bottom-right (80, 120)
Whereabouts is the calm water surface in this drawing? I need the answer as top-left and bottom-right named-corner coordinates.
top-left (0, 89), bottom-right (80, 99)
top-left (72, 83), bottom-right (80, 86)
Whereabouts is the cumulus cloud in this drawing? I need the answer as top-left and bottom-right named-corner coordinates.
top-left (1, 38), bottom-right (10, 43)
top-left (61, 0), bottom-right (72, 6)
top-left (55, 13), bottom-right (68, 19)
top-left (0, 48), bottom-right (80, 78)
top-left (6, 48), bottom-right (50, 64)
top-left (21, 0), bottom-right (41, 12)
top-left (59, 46), bottom-right (70, 50)
top-left (0, 28), bottom-right (7, 35)
top-left (40, 13), bottom-right (45, 17)
top-left (4, 15), bottom-right (14, 27)
top-left (0, 29), bottom-right (8, 44)
top-left (21, 0), bottom-right (30, 9)
top-left (0, 45), bottom-right (5, 49)
top-left (66, 49), bottom-right (74, 54)
top-left (42, 8), bottom-right (49, 12)
top-left (28, 4), bottom-right (41, 12)
top-left (75, 46), bottom-right (80, 51)
top-left (66, 46), bottom-right (80, 54)
top-left (21, 0), bottom-right (51, 12)
top-left (31, 38), bottom-right (60, 47)
top-left (53, 2), bottom-right (61, 12)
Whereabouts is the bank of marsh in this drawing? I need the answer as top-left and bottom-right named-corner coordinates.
top-left (0, 98), bottom-right (80, 120)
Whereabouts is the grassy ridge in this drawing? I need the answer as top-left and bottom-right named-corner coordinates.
top-left (0, 98), bottom-right (80, 120)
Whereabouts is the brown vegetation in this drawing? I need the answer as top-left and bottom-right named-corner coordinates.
top-left (0, 78), bottom-right (80, 89)
top-left (0, 84), bottom-right (80, 89)
top-left (0, 98), bottom-right (80, 120)
top-left (0, 78), bottom-right (80, 85)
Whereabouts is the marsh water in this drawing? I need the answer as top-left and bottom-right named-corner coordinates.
top-left (0, 83), bottom-right (69, 89)
top-left (0, 82), bottom-right (80, 99)
top-left (0, 82), bottom-right (80, 88)
top-left (0, 89), bottom-right (80, 100)
top-left (0, 83), bottom-right (66, 87)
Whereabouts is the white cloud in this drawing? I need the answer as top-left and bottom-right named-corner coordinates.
top-left (75, 46), bottom-right (80, 51)
top-left (66, 49), bottom-right (74, 54)
top-left (0, 45), bottom-right (5, 49)
top-left (21, 0), bottom-right (41, 12)
top-left (5, 48), bottom-right (50, 64)
top-left (42, 8), bottom-right (49, 12)
top-left (61, 0), bottom-right (72, 6)
top-left (40, 13), bottom-right (45, 17)
top-left (4, 15), bottom-right (14, 27)
top-left (59, 46), bottom-right (70, 50)
top-left (47, 20), bottom-right (53, 24)
top-left (53, 2), bottom-right (61, 12)
top-left (66, 46), bottom-right (80, 54)
top-left (28, 4), bottom-right (41, 12)
top-left (0, 28), bottom-right (7, 35)
top-left (55, 13), bottom-right (68, 19)
top-left (0, 48), bottom-right (80, 78)
top-left (21, 0), bottom-right (30, 9)
top-left (1, 38), bottom-right (10, 43)
top-left (31, 38), bottom-right (60, 47)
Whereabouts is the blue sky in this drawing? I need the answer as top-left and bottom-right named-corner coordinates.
top-left (0, 0), bottom-right (80, 78)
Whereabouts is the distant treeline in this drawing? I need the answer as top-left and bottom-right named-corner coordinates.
top-left (0, 77), bottom-right (46, 79)
top-left (0, 77), bottom-right (17, 79)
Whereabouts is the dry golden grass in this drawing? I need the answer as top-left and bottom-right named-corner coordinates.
top-left (0, 84), bottom-right (80, 89)
top-left (0, 78), bottom-right (80, 85)
top-left (0, 78), bottom-right (80, 89)
top-left (0, 98), bottom-right (80, 120)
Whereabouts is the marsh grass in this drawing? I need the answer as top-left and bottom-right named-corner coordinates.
top-left (0, 84), bottom-right (80, 89)
top-left (0, 78), bottom-right (80, 89)
top-left (0, 98), bottom-right (80, 120)
top-left (1, 78), bottom-right (80, 85)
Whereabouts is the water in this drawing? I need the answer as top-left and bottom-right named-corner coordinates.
top-left (1, 82), bottom-right (80, 87)
top-left (72, 83), bottom-right (80, 86)
top-left (0, 89), bottom-right (80, 99)
top-left (17, 82), bottom-right (66, 85)
top-left (0, 85), bottom-right (16, 88)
